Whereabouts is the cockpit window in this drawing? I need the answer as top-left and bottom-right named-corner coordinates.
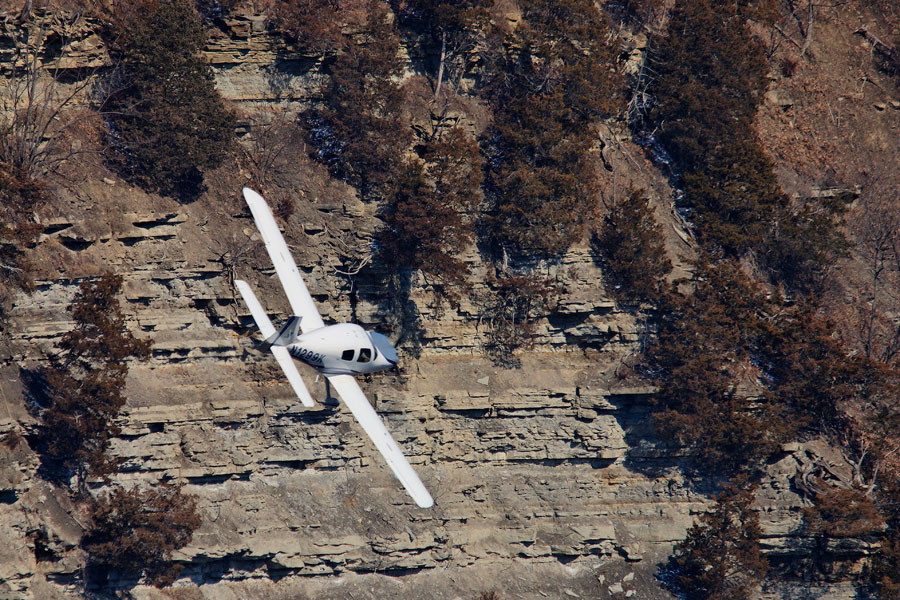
top-left (341, 349), bottom-right (355, 361)
top-left (358, 348), bottom-right (372, 362)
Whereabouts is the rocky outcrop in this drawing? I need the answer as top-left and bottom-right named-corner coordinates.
top-left (0, 8), bottom-right (874, 600)
top-left (2, 172), bottom-right (855, 598)
top-left (0, 168), bottom-right (709, 598)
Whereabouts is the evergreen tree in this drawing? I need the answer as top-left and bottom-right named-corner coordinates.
top-left (646, 0), bottom-right (847, 290)
top-left (481, 0), bottom-right (621, 258)
top-left (270, 0), bottom-right (343, 52)
top-left (664, 478), bottom-right (768, 600)
top-left (304, 0), bottom-right (409, 200)
top-left (103, 0), bottom-right (234, 200)
top-left (83, 483), bottom-right (201, 587)
top-left (38, 273), bottom-right (151, 488)
top-left (378, 127), bottom-right (483, 304)
top-left (645, 257), bottom-right (786, 471)
top-left (649, 0), bottom-right (780, 253)
top-left (593, 189), bottom-right (671, 304)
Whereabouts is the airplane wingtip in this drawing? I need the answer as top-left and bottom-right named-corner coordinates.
top-left (242, 186), bottom-right (263, 203)
top-left (413, 489), bottom-right (435, 509)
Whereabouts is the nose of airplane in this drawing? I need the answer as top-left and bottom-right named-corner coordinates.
top-left (368, 331), bottom-right (398, 365)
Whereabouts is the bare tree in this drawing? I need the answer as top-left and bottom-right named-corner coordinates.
top-left (241, 108), bottom-right (305, 187)
top-left (775, 1), bottom-right (852, 58)
top-left (0, 4), bottom-right (101, 178)
top-left (846, 179), bottom-right (900, 364)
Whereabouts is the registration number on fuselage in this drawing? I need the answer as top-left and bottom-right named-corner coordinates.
top-left (291, 346), bottom-right (323, 364)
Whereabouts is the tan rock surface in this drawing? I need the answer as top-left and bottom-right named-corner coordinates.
top-left (0, 8), bottom-right (875, 600)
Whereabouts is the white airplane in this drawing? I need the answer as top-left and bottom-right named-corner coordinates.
top-left (234, 187), bottom-right (434, 509)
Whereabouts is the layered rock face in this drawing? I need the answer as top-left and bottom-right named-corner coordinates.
top-left (0, 11), bottom-right (865, 600)
top-left (3, 184), bottom-right (703, 599)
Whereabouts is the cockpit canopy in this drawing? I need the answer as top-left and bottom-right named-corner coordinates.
top-left (341, 347), bottom-right (374, 362)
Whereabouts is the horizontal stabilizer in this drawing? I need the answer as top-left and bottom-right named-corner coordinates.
top-left (264, 316), bottom-right (302, 348)
top-left (235, 279), bottom-right (275, 339)
top-left (235, 279), bottom-right (315, 408)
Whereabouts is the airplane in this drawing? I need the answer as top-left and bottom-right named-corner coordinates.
top-left (234, 187), bottom-right (434, 509)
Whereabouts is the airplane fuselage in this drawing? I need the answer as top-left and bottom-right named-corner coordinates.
top-left (286, 323), bottom-right (398, 376)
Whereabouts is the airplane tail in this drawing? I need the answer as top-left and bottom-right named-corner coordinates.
top-left (235, 279), bottom-right (315, 407)
top-left (264, 316), bottom-right (302, 349)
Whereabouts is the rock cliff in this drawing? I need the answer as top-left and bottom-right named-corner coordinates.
top-left (0, 9), bottom-right (873, 600)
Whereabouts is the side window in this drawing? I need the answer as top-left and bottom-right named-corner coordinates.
top-left (341, 349), bottom-right (355, 361)
top-left (358, 348), bottom-right (372, 362)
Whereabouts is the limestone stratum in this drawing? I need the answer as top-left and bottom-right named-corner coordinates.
top-left (1, 1), bottom-right (899, 599)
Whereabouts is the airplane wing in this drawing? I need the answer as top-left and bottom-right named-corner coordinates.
top-left (236, 279), bottom-right (315, 408)
top-left (326, 374), bottom-right (434, 508)
top-left (242, 187), bottom-right (325, 333)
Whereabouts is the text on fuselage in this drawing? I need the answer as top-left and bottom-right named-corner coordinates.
top-left (291, 346), bottom-right (323, 364)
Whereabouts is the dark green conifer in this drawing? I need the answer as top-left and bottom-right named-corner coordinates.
top-left (83, 483), bottom-right (201, 587)
top-left (103, 0), bottom-right (234, 199)
top-left (664, 477), bottom-right (768, 600)
top-left (378, 127), bottom-right (483, 303)
top-left (647, 0), bottom-right (847, 290)
top-left (39, 273), bottom-right (151, 488)
top-left (305, 0), bottom-right (409, 200)
top-left (482, 0), bottom-right (622, 258)
top-left (593, 189), bottom-right (672, 304)
top-left (645, 257), bottom-right (784, 471)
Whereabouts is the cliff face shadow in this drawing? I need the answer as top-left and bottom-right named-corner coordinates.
top-left (764, 514), bottom-right (875, 600)
top-left (20, 366), bottom-right (50, 413)
top-left (364, 264), bottom-right (426, 360)
top-left (604, 389), bottom-right (723, 495)
top-left (19, 367), bottom-right (77, 486)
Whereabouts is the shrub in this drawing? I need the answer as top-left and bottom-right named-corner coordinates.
top-left (761, 303), bottom-right (899, 439)
top-left (378, 127), bottom-right (483, 304)
top-left (478, 273), bottom-right (558, 364)
top-left (646, 0), bottom-right (847, 290)
top-left (606, 0), bottom-right (667, 30)
top-left (804, 485), bottom-right (884, 540)
top-left (480, 0), bottom-right (622, 258)
top-left (303, 0), bottom-right (409, 200)
top-left (38, 272), bottom-right (151, 488)
top-left (83, 483), bottom-right (201, 587)
top-left (0, 11), bottom-right (98, 179)
top-left (645, 257), bottom-right (787, 471)
top-left (593, 189), bottom-right (671, 304)
top-left (102, 0), bottom-right (234, 200)
top-left (663, 477), bottom-right (768, 600)
top-left (269, 0), bottom-right (343, 52)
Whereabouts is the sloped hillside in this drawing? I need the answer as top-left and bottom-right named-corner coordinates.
top-left (0, 2), bottom-right (898, 599)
